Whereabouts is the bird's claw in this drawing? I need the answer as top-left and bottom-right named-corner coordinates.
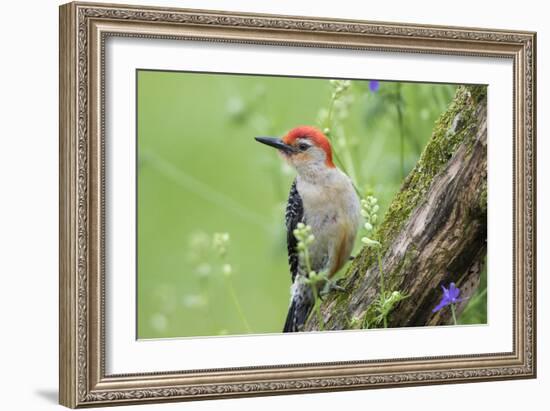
top-left (320, 278), bottom-right (347, 298)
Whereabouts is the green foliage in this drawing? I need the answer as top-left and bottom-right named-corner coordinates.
top-left (371, 290), bottom-right (410, 327)
top-left (375, 85), bottom-right (483, 254)
top-left (358, 193), bottom-right (409, 328)
top-left (360, 195), bottom-right (381, 247)
top-left (293, 223), bottom-right (325, 330)
top-left (459, 259), bottom-right (488, 325)
top-left (136, 70), bottom-right (480, 338)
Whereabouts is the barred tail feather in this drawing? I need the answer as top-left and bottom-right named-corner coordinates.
top-left (283, 285), bottom-right (314, 333)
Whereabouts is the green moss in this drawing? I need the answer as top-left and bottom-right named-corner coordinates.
top-left (469, 84), bottom-right (487, 104)
top-left (318, 85), bottom-right (487, 330)
top-left (361, 304), bottom-right (380, 329)
top-left (373, 85), bottom-right (484, 254)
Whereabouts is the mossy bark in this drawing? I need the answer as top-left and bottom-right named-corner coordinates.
top-left (304, 85), bottom-right (487, 330)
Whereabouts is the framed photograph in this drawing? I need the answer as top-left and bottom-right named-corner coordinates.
top-left (59, 1), bottom-right (536, 408)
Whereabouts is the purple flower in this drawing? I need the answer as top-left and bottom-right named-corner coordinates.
top-left (369, 80), bottom-right (380, 92)
top-left (432, 282), bottom-right (463, 313)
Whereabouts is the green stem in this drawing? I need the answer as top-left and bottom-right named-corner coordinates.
top-left (303, 245), bottom-right (312, 275)
top-left (332, 146), bottom-right (361, 197)
top-left (451, 303), bottom-right (457, 325)
top-left (339, 132), bottom-right (359, 189)
top-left (395, 85), bottom-right (406, 179)
top-left (376, 248), bottom-right (388, 328)
top-left (197, 278), bottom-right (221, 331)
top-left (225, 277), bottom-right (252, 333)
top-left (324, 89), bottom-right (361, 196)
top-left (303, 237), bottom-right (324, 330)
top-left (311, 286), bottom-right (324, 331)
top-left (329, 141), bottom-right (349, 175)
top-left (326, 95), bottom-right (336, 127)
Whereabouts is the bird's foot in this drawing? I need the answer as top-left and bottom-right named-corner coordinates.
top-left (320, 278), bottom-right (347, 298)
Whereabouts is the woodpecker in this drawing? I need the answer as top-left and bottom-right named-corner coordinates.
top-left (255, 126), bottom-right (361, 332)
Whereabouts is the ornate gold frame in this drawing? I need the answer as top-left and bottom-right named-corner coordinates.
top-left (59, 1), bottom-right (536, 408)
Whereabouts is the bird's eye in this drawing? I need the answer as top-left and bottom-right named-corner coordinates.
top-left (298, 143), bottom-right (309, 151)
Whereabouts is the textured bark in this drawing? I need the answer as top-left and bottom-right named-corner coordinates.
top-left (305, 85), bottom-right (487, 330)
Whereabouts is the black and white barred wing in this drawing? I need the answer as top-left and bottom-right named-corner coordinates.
top-left (285, 179), bottom-right (304, 282)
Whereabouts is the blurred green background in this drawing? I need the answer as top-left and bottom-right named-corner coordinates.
top-left (136, 70), bottom-right (486, 339)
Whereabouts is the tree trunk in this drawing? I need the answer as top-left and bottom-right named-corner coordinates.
top-left (305, 85), bottom-right (487, 330)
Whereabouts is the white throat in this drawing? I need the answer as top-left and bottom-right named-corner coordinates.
top-left (295, 162), bottom-right (335, 184)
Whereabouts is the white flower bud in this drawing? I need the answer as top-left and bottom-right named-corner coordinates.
top-left (361, 237), bottom-right (381, 247)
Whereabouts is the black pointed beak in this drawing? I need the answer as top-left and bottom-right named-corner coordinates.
top-left (255, 137), bottom-right (295, 154)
